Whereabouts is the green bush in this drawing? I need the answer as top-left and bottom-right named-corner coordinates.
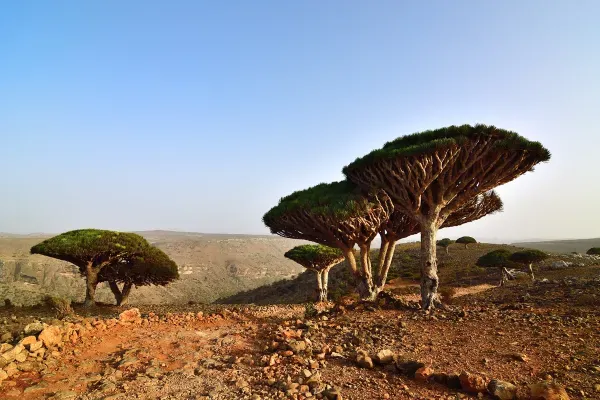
top-left (586, 247), bottom-right (600, 255)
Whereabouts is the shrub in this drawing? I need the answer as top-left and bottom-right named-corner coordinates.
top-left (586, 247), bottom-right (600, 255)
top-left (439, 286), bottom-right (458, 304)
top-left (44, 296), bottom-right (73, 319)
top-left (304, 302), bottom-right (318, 318)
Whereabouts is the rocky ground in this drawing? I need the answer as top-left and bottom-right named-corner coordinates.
top-left (1, 276), bottom-right (599, 400)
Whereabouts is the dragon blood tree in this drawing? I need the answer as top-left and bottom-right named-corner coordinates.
top-left (509, 249), bottom-right (548, 281)
top-left (437, 238), bottom-right (454, 254)
top-left (31, 229), bottom-right (152, 306)
top-left (376, 190), bottom-right (503, 292)
top-left (456, 236), bottom-right (477, 249)
top-left (284, 245), bottom-right (344, 302)
top-left (263, 180), bottom-right (393, 300)
top-left (344, 124), bottom-right (550, 310)
top-left (476, 249), bottom-right (514, 286)
top-left (100, 245), bottom-right (179, 306)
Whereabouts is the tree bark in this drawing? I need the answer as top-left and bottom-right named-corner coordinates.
top-left (420, 220), bottom-right (439, 311)
top-left (464, 244), bottom-right (468, 249)
top-left (359, 245), bottom-right (377, 301)
top-left (108, 280), bottom-right (122, 305)
top-left (316, 270), bottom-right (325, 302)
top-left (119, 282), bottom-right (133, 306)
top-left (84, 263), bottom-right (99, 307)
top-left (445, 246), bottom-right (449, 255)
top-left (528, 263), bottom-right (535, 281)
top-left (322, 268), bottom-right (330, 302)
top-left (377, 240), bottom-right (396, 290)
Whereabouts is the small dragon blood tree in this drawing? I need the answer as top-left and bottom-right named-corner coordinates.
top-left (263, 180), bottom-right (393, 301)
top-left (284, 245), bottom-right (344, 302)
top-left (437, 238), bottom-right (454, 254)
top-left (509, 249), bottom-right (549, 281)
top-left (456, 236), bottom-right (477, 249)
top-left (100, 245), bottom-right (179, 306)
top-left (31, 230), bottom-right (179, 306)
top-left (344, 124), bottom-right (550, 310)
top-left (476, 249), bottom-right (514, 286)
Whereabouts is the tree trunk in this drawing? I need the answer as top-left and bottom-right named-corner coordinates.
top-left (108, 280), bottom-right (123, 305)
top-left (316, 270), bottom-right (325, 302)
top-left (445, 246), bottom-right (449, 255)
top-left (420, 220), bottom-right (439, 311)
top-left (377, 240), bottom-right (396, 291)
top-left (84, 263), bottom-right (99, 307)
top-left (322, 268), bottom-right (330, 302)
top-left (119, 282), bottom-right (133, 306)
top-left (528, 263), bottom-right (535, 281)
top-left (464, 244), bottom-right (468, 249)
top-left (359, 245), bottom-right (377, 301)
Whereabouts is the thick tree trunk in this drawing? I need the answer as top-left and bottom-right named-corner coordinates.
top-left (420, 220), bottom-right (439, 311)
top-left (528, 263), bottom-right (535, 281)
top-left (84, 263), bottom-right (99, 307)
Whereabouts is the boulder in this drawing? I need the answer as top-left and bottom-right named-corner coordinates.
top-left (488, 379), bottom-right (517, 400)
top-left (529, 381), bottom-right (570, 400)
top-left (415, 366), bottom-right (434, 381)
top-left (287, 340), bottom-right (307, 354)
top-left (24, 321), bottom-right (44, 335)
top-left (119, 308), bottom-right (142, 323)
top-left (39, 326), bottom-right (63, 348)
top-left (373, 349), bottom-right (395, 365)
top-left (459, 371), bottom-right (487, 393)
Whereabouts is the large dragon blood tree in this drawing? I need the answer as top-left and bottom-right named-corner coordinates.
top-left (375, 190), bottom-right (503, 296)
top-left (284, 245), bottom-right (344, 302)
top-left (31, 229), bottom-right (178, 306)
top-left (343, 124), bottom-right (550, 310)
top-left (263, 180), bottom-right (394, 300)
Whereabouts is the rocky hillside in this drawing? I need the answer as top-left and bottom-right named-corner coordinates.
top-left (0, 232), bottom-right (305, 306)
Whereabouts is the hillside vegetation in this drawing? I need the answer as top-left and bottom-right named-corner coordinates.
top-left (219, 242), bottom-right (598, 304)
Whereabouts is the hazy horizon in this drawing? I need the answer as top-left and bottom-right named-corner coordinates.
top-left (2, 1), bottom-right (599, 241)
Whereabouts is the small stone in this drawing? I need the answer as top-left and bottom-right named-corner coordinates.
top-left (119, 308), bottom-right (142, 323)
top-left (287, 340), bottom-right (307, 353)
top-left (529, 381), bottom-right (570, 400)
top-left (39, 326), bottom-right (63, 348)
top-left (24, 322), bottom-right (44, 335)
top-left (488, 379), bottom-right (518, 400)
top-left (374, 349), bottom-right (395, 365)
top-left (415, 366), bottom-right (434, 381)
top-left (459, 371), bottom-right (487, 393)
top-left (356, 354), bottom-right (373, 369)
top-left (49, 391), bottom-right (78, 400)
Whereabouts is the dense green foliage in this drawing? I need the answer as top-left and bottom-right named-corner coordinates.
top-left (456, 236), bottom-right (477, 245)
top-left (263, 180), bottom-right (382, 224)
top-left (284, 245), bottom-right (344, 270)
top-left (343, 124), bottom-right (551, 173)
top-left (509, 249), bottom-right (549, 265)
top-left (100, 246), bottom-right (179, 286)
top-left (437, 238), bottom-right (454, 248)
top-left (476, 249), bottom-right (513, 268)
top-left (586, 247), bottom-right (600, 255)
top-left (30, 229), bottom-right (149, 268)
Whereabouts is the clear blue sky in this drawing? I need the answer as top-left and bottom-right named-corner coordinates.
top-left (1, 1), bottom-right (599, 241)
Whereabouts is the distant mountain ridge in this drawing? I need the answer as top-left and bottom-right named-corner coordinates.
top-left (511, 238), bottom-right (600, 254)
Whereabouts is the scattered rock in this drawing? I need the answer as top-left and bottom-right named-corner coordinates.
top-left (287, 340), bottom-right (307, 353)
top-left (459, 371), bottom-right (487, 393)
top-left (395, 359), bottom-right (425, 376)
top-left (529, 381), bottom-right (570, 400)
top-left (488, 379), bottom-right (517, 400)
top-left (414, 366), bottom-right (434, 381)
top-left (373, 349), bottom-right (395, 365)
top-left (119, 308), bottom-right (142, 323)
top-left (39, 326), bottom-right (62, 348)
top-left (356, 351), bottom-right (373, 369)
top-left (24, 321), bottom-right (44, 335)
